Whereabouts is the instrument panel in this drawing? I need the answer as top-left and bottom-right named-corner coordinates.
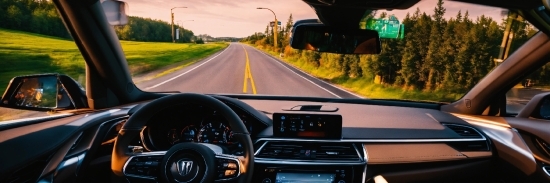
top-left (164, 115), bottom-right (238, 145)
top-left (141, 104), bottom-right (256, 154)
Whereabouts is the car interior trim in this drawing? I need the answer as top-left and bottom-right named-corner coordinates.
top-left (255, 137), bottom-right (487, 143)
top-left (254, 159), bottom-right (366, 165)
top-left (456, 115), bottom-right (538, 175)
top-left (140, 127), bottom-right (154, 151)
top-left (352, 143), bottom-right (364, 161)
top-left (543, 166), bottom-right (550, 177)
top-left (253, 141), bottom-right (269, 156)
top-left (254, 140), bottom-right (366, 165)
top-left (364, 143), bottom-right (479, 164)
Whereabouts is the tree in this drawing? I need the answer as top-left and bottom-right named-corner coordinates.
top-left (282, 14), bottom-right (294, 50)
top-left (195, 38), bottom-right (204, 44)
top-left (6, 5), bottom-right (23, 28)
top-left (239, 1), bottom-right (540, 96)
top-left (112, 16), bottom-right (193, 42)
top-left (423, 0), bottom-right (446, 90)
top-left (400, 8), bottom-right (431, 89)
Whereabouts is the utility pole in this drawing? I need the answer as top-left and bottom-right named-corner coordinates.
top-left (171, 12), bottom-right (174, 43)
top-left (494, 11), bottom-right (517, 64)
top-left (257, 7), bottom-right (278, 52)
top-left (171, 7), bottom-right (187, 43)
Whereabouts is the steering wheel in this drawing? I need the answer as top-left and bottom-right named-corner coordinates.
top-left (112, 93), bottom-right (254, 183)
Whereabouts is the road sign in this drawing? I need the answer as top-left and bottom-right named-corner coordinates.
top-left (270, 21), bottom-right (281, 27)
top-left (366, 15), bottom-right (404, 39)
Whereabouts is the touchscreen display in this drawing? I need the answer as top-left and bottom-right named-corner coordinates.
top-left (272, 113), bottom-right (342, 139)
top-left (276, 173), bottom-right (335, 183)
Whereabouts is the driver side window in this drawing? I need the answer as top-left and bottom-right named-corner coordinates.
top-left (0, 1), bottom-right (84, 122)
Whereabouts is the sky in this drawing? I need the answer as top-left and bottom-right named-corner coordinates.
top-left (126, 0), bottom-right (506, 38)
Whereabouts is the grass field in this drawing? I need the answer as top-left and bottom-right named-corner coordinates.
top-left (0, 28), bottom-right (228, 95)
top-left (255, 45), bottom-right (462, 103)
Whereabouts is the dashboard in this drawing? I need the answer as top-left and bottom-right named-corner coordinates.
top-left (4, 95), bottom-right (550, 183)
top-left (141, 103), bottom-right (265, 155)
top-left (133, 98), bottom-right (502, 183)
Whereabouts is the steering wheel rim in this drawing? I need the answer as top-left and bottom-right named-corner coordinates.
top-left (112, 93), bottom-right (254, 183)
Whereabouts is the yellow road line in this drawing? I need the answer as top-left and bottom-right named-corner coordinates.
top-left (243, 58), bottom-right (248, 93)
top-left (242, 46), bottom-right (257, 94)
top-left (247, 57), bottom-right (257, 94)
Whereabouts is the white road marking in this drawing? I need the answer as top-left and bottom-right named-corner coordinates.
top-left (245, 45), bottom-right (364, 99)
top-left (144, 44), bottom-right (232, 90)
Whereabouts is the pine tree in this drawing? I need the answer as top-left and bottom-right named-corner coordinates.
top-left (453, 11), bottom-right (475, 91)
top-left (399, 9), bottom-right (423, 89)
top-left (423, 0), bottom-right (446, 90)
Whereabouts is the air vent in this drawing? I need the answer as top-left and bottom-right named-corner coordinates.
top-left (444, 124), bottom-right (482, 138)
top-left (256, 141), bottom-right (361, 161)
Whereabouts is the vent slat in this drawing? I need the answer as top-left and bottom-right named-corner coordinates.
top-left (445, 124), bottom-right (482, 138)
top-left (256, 142), bottom-right (361, 161)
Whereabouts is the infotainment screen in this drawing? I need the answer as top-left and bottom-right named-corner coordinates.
top-left (272, 113), bottom-right (342, 139)
top-left (276, 172), bottom-right (335, 183)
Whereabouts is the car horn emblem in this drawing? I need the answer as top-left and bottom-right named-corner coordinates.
top-left (176, 160), bottom-right (194, 176)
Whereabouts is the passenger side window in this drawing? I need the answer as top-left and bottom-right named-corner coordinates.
top-left (506, 62), bottom-right (550, 115)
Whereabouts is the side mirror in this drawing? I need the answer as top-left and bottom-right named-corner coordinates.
top-left (290, 23), bottom-right (381, 54)
top-left (102, 0), bottom-right (129, 26)
top-left (0, 74), bottom-right (87, 111)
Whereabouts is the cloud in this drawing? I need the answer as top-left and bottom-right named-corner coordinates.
top-left (125, 0), bottom-right (505, 37)
top-left (126, 0), bottom-right (317, 37)
top-left (382, 0), bottom-right (505, 23)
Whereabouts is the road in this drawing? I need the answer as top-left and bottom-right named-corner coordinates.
top-left (507, 88), bottom-right (550, 113)
top-left (137, 43), bottom-right (361, 98)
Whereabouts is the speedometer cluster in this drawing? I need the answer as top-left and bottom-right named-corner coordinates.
top-left (165, 116), bottom-right (240, 145)
top-left (142, 104), bottom-right (253, 153)
top-left (197, 121), bottom-right (230, 144)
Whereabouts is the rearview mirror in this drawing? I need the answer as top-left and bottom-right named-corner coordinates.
top-left (102, 0), bottom-right (129, 26)
top-left (1, 74), bottom-right (87, 111)
top-left (290, 24), bottom-right (381, 54)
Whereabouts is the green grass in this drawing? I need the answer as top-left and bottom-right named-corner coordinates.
top-left (252, 44), bottom-right (462, 102)
top-left (0, 28), bottom-right (228, 95)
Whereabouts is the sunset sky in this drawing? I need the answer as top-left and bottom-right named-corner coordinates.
top-left (125, 0), bottom-right (505, 37)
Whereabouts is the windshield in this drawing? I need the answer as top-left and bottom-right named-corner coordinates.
top-left (0, 0), bottom-right (543, 121)
top-left (125, 0), bottom-right (537, 102)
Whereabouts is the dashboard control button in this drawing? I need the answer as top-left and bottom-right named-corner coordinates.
top-left (132, 146), bottom-right (144, 153)
top-left (224, 170), bottom-right (237, 176)
top-left (338, 180), bottom-right (345, 183)
top-left (262, 178), bottom-right (272, 183)
top-left (227, 162), bottom-right (237, 169)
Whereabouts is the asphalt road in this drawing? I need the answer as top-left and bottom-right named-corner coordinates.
top-left (137, 43), bottom-right (361, 98)
top-left (507, 88), bottom-right (550, 113)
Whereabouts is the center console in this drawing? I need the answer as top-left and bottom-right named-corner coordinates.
top-left (253, 165), bottom-right (363, 183)
top-left (253, 113), bottom-right (366, 183)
